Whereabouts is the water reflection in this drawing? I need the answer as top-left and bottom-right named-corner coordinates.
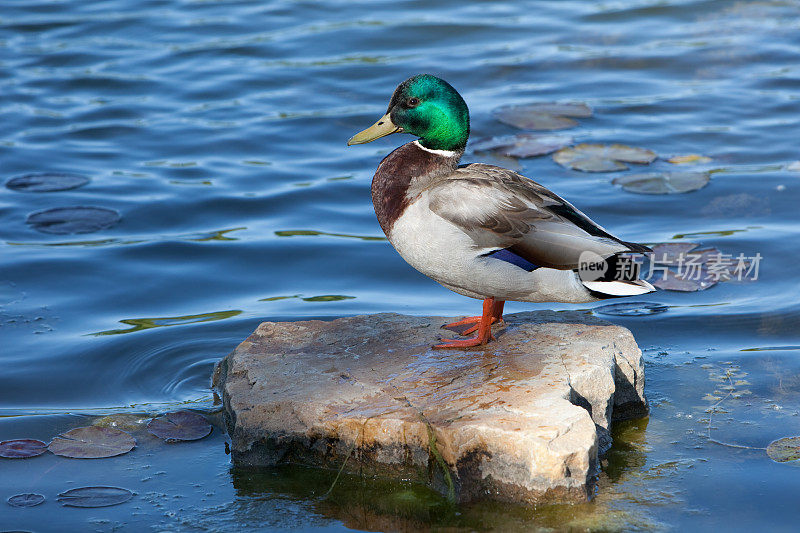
top-left (229, 427), bottom-right (665, 533)
top-left (93, 309), bottom-right (242, 336)
top-left (672, 227), bottom-right (759, 239)
top-left (6, 226), bottom-right (245, 247)
top-left (259, 294), bottom-right (356, 302)
top-left (274, 229), bottom-right (387, 241)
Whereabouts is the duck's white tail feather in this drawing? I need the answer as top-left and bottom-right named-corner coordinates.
top-left (582, 278), bottom-right (655, 297)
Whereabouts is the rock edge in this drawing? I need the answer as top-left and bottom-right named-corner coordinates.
top-left (212, 311), bottom-right (647, 505)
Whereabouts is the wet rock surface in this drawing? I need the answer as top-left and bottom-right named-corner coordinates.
top-left (212, 311), bottom-right (647, 505)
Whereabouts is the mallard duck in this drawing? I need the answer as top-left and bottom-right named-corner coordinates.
top-left (348, 74), bottom-right (654, 349)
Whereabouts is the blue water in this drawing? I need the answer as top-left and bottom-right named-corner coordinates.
top-left (2, 0), bottom-right (800, 531)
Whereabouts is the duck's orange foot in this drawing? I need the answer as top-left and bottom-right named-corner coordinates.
top-left (441, 315), bottom-right (481, 335)
top-left (435, 297), bottom-right (505, 349)
top-left (432, 333), bottom-right (494, 350)
top-left (442, 316), bottom-right (501, 336)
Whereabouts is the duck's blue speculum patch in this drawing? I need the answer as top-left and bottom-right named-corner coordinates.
top-left (485, 248), bottom-right (540, 272)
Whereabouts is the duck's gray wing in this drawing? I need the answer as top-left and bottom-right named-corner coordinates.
top-left (427, 163), bottom-right (649, 270)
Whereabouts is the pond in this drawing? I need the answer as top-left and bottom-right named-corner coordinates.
top-left (2, 0), bottom-right (799, 530)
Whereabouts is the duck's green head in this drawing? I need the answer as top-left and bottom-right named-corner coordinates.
top-left (347, 74), bottom-right (470, 152)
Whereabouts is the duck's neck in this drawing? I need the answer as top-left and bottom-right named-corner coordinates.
top-left (371, 140), bottom-right (463, 235)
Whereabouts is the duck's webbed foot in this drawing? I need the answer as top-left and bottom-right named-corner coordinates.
top-left (433, 297), bottom-right (505, 349)
top-left (441, 315), bottom-right (486, 335)
top-left (433, 332), bottom-right (494, 349)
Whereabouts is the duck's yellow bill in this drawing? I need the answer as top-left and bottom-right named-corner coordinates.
top-left (347, 114), bottom-right (401, 145)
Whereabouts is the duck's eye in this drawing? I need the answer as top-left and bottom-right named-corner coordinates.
top-left (407, 97), bottom-right (420, 108)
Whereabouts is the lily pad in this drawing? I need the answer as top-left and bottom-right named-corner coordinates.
top-left (57, 486), bottom-right (133, 508)
top-left (48, 426), bottom-right (135, 458)
top-left (494, 102), bottom-right (592, 131)
top-left (0, 439), bottom-right (48, 458)
top-left (475, 152), bottom-right (523, 172)
top-left (26, 207), bottom-right (120, 235)
top-left (471, 134), bottom-right (573, 158)
top-left (553, 144), bottom-right (657, 172)
top-left (668, 154), bottom-right (712, 165)
top-left (147, 410), bottom-right (212, 442)
top-left (594, 302), bottom-right (669, 317)
top-left (302, 295), bottom-right (356, 302)
top-left (7, 493), bottom-right (45, 507)
top-left (650, 243), bottom-right (700, 264)
top-left (6, 172), bottom-right (90, 192)
top-left (612, 171), bottom-right (709, 194)
top-left (766, 437), bottom-right (800, 463)
top-left (93, 413), bottom-right (152, 432)
top-left (648, 241), bottom-right (756, 289)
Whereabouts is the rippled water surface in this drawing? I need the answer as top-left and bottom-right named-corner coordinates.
top-left (2, 0), bottom-right (800, 531)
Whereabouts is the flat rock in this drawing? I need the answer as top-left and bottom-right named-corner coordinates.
top-left (212, 311), bottom-right (647, 505)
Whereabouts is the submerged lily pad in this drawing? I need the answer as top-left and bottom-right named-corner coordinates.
top-left (302, 295), bottom-right (356, 302)
top-left (650, 243), bottom-right (700, 264)
top-left (668, 154), bottom-right (712, 165)
top-left (7, 493), bottom-right (45, 507)
top-left (48, 426), bottom-right (135, 458)
top-left (475, 152), bottom-right (523, 172)
top-left (471, 134), bottom-right (573, 158)
top-left (594, 302), bottom-right (669, 317)
top-left (93, 414), bottom-right (152, 432)
top-left (0, 439), bottom-right (48, 458)
top-left (652, 268), bottom-right (717, 292)
top-left (57, 486), bottom-right (133, 508)
top-left (612, 171), bottom-right (709, 194)
top-left (273, 230), bottom-right (386, 241)
top-left (494, 102), bottom-right (592, 131)
top-left (647, 243), bottom-right (740, 291)
top-left (26, 207), bottom-right (120, 235)
top-left (766, 437), bottom-right (800, 463)
top-left (553, 144), bottom-right (657, 172)
top-left (6, 172), bottom-right (90, 192)
top-left (147, 410), bottom-right (212, 442)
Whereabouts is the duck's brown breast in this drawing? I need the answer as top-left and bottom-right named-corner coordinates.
top-left (371, 141), bottom-right (461, 235)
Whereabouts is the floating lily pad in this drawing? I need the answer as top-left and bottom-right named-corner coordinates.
top-left (594, 302), bottom-right (669, 317)
top-left (471, 134), bottom-right (573, 158)
top-left (6, 172), bottom-right (90, 192)
top-left (553, 144), bottom-right (657, 172)
top-left (7, 493), bottom-right (45, 507)
top-left (57, 486), bottom-right (133, 508)
top-left (48, 426), bottom-right (135, 458)
top-left (26, 207), bottom-right (120, 235)
top-left (612, 172), bottom-right (709, 194)
top-left (0, 439), bottom-right (48, 459)
top-left (147, 410), bottom-right (212, 442)
top-left (668, 154), bottom-right (712, 165)
top-left (766, 437), bottom-right (800, 463)
top-left (494, 102), bottom-right (592, 131)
